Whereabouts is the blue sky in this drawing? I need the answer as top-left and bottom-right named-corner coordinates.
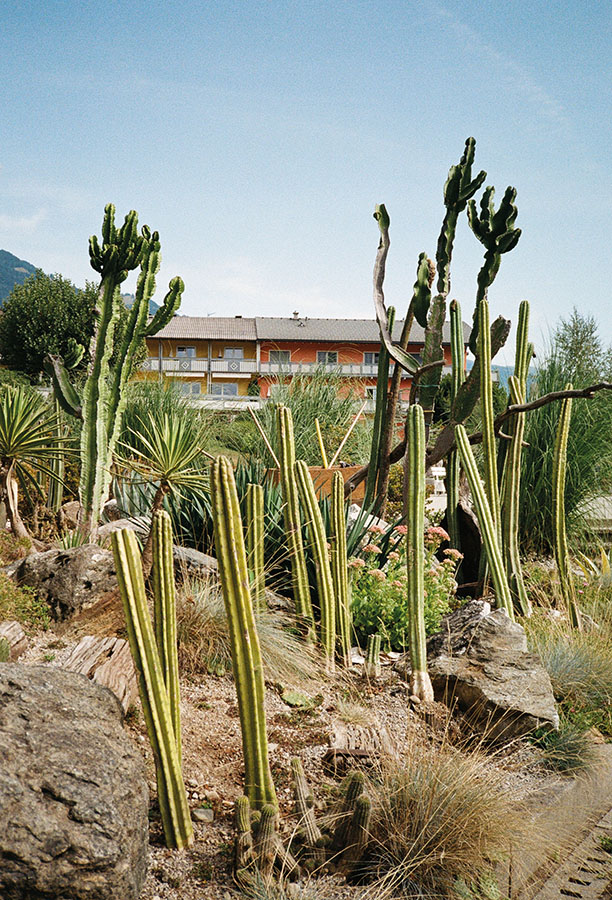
top-left (1, 0), bottom-right (610, 362)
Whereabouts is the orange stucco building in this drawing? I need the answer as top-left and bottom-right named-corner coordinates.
top-left (141, 314), bottom-right (462, 409)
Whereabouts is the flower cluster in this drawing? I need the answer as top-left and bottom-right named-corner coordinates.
top-left (350, 522), bottom-right (463, 652)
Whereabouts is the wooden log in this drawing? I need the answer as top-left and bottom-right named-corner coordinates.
top-left (63, 635), bottom-right (137, 713)
top-left (0, 621), bottom-right (28, 660)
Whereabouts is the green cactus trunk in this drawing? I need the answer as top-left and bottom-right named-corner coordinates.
top-left (552, 386), bottom-right (581, 629)
top-left (500, 300), bottom-right (531, 615)
top-left (455, 424), bottom-right (514, 619)
top-left (111, 527), bottom-right (193, 849)
top-left (46, 205), bottom-right (183, 540)
top-left (276, 406), bottom-right (314, 632)
top-left (478, 299), bottom-right (501, 542)
top-left (152, 510), bottom-right (182, 767)
top-left (365, 633), bottom-right (381, 678)
top-left (330, 471), bottom-right (351, 667)
top-left (294, 460), bottom-right (336, 670)
top-left (404, 404), bottom-right (434, 702)
top-left (211, 456), bottom-right (277, 809)
top-left (364, 306), bottom-right (395, 509)
top-left (445, 299), bottom-right (465, 553)
top-left (246, 483), bottom-right (266, 613)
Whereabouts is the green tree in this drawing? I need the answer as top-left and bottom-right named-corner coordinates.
top-left (0, 272), bottom-right (96, 378)
top-left (0, 271), bottom-right (147, 380)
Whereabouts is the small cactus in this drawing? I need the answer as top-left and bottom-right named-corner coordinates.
top-left (365, 633), bottom-right (381, 679)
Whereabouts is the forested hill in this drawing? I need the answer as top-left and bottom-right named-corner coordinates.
top-left (0, 250), bottom-right (37, 303)
top-left (0, 251), bottom-right (159, 314)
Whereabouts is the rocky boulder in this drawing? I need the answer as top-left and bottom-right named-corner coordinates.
top-left (426, 600), bottom-right (559, 741)
top-left (0, 663), bottom-right (148, 900)
top-left (5, 545), bottom-right (118, 621)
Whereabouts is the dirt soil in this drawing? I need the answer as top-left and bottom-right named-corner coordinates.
top-left (19, 616), bottom-right (571, 900)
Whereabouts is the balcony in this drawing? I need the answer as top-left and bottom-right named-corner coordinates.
top-left (141, 357), bottom-right (258, 375)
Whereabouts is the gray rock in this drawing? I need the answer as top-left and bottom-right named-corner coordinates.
top-left (0, 663), bottom-right (148, 900)
top-left (172, 544), bottom-right (218, 577)
top-left (192, 806), bottom-right (214, 824)
top-left (426, 601), bottom-right (559, 741)
top-left (5, 545), bottom-right (118, 621)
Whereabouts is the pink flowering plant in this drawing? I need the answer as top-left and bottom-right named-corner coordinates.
top-left (350, 524), bottom-right (462, 651)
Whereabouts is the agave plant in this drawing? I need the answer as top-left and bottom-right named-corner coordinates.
top-left (117, 410), bottom-right (210, 573)
top-left (0, 386), bottom-right (69, 539)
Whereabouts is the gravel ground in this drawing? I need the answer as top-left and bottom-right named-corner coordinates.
top-left (18, 620), bottom-right (566, 900)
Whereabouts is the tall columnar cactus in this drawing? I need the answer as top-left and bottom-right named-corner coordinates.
top-left (445, 299), bottom-right (465, 552)
top-left (295, 460), bottom-right (336, 670)
top-left (246, 483), bottom-right (266, 612)
top-left (500, 300), bottom-right (532, 616)
top-left (552, 387), bottom-right (581, 629)
top-left (46, 398), bottom-right (66, 514)
top-left (404, 404), bottom-right (434, 702)
top-left (478, 299), bottom-right (502, 549)
top-left (276, 406), bottom-right (314, 632)
top-left (455, 425), bottom-right (514, 619)
top-left (330, 471), bottom-right (351, 667)
top-left (364, 305), bottom-right (395, 509)
top-left (468, 184), bottom-right (521, 353)
top-left (45, 205), bottom-right (183, 538)
top-left (111, 527), bottom-right (193, 849)
top-left (152, 510), bottom-right (182, 766)
top-left (211, 456), bottom-right (277, 809)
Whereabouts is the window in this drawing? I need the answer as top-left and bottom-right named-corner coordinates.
top-left (177, 381), bottom-right (201, 396)
top-left (210, 382), bottom-right (239, 396)
top-left (269, 350), bottom-right (290, 364)
top-left (364, 352), bottom-right (379, 366)
top-left (223, 348), bottom-right (244, 359)
top-left (317, 351), bottom-right (338, 365)
top-left (365, 386), bottom-right (377, 400)
top-left (177, 346), bottom-right (196, 358)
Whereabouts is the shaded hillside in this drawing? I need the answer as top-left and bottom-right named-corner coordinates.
top-left (0, 250), bottom-right (38, 303)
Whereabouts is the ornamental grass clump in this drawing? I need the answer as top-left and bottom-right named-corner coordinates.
top-left (351, 524), bottom-right (462, 651)
top-left (364, 744), bottom-right (530, 899)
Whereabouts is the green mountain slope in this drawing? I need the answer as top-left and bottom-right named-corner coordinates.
top-left (0, 250), bottom-right (38, 303)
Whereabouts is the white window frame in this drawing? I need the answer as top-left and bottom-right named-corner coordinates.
top-left (223, 347), bottom-right (244, 359)
top-left (364, 352), bottom-right (379, 366)
top-left (176, 346), bottom-right (196, 358)
top-left (365, 386), bottom-right (377, 400)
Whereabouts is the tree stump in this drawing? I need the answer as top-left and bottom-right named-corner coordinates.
top-left (63, 635), bottom-right (137, 713)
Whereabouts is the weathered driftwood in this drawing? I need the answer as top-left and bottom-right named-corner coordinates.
top-left (63, 635), bottom-right (137, 713)
top-left (0, 621), bottom-right (28, 660)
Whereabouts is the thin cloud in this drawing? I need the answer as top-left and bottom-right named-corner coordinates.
top-left (431, 2), bottom-right (570, 130)
top-left (0, 208), bottom-right (47, 232)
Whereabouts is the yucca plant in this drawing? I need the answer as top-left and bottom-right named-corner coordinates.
top-left (118, 410), bottom-right (210, 573)
top-left (0, 386), bottom-right (69, 539)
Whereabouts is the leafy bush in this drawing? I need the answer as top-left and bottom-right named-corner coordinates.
top-left (351, 525), bottom-right (462, 650)
top-left (0, 573), bottom-right (50, 631)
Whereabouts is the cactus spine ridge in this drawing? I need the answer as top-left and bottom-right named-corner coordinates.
top-left (365, 633), bottom-right (381, 679)
top-left (455, 425), bottom-right (514, 619)
top-left (111, 527), bottom-right (193, 848)
top-left (246, 483), bottom-right (266, 612)
top-left (330, 471), bottom-right (351, 667)
top-left (445, 300), bottom-right (465, 552)
top-left (552, 387), bottom-right (581, 629)
top-left (276, 406), bottom-right (314, 631)
top-left (211, 456), bottom-right (277, 809)
top-left (294, 459), bottom-right (336, 669)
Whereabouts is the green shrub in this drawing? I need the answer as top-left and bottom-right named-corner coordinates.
top-left (351, 524), bottom-right (462, 650)
top-left (0, 573), bottom-right (50, 632)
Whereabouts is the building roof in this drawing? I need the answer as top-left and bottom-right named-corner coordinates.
top-left (152, 314), bottom-right (469, 344)
top-left (152, 316), bottom-right (257, 341)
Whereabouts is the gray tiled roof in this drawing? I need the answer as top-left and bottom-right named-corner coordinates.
top-left (256, 317), bottom-right (469, 344)
top-left (153, 316), bottom-right (257, 341)
top-left (153, 315), bottom-right (469, 344)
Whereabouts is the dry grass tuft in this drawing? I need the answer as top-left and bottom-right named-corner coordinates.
top-left (363, 740), bottom-right (531, 898)
top-left (176, 575), bottom-right (322, 687)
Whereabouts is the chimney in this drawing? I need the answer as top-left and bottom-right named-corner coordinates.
top-left (292, 310), bottom-right (299, 319)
